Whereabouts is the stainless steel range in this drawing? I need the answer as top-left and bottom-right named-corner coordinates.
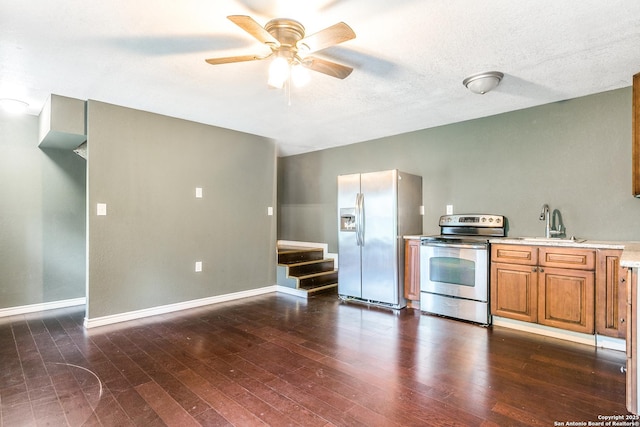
top-left (420, 214), bottom-right (506, 325)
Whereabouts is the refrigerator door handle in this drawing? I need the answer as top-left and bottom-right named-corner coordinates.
top-left (355, 193), bottom-right (362, 246)
top-left (358, 193), bottom-right (365, 246)
top-left (354, 193), bottom-right (361, 246)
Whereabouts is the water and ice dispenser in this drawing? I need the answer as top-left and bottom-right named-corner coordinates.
top-left (340, 208), bottom-right (356, 231)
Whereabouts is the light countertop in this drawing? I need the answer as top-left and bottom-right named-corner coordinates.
top-left (490, 237), bottom-right (625, 250)
top-left (403, 235), bottom-right (640, 268)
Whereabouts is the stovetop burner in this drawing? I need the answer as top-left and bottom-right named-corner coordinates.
top-left (423, 214), bottom-right (506, 243)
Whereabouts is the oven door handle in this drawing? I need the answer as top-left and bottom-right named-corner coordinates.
top-left (420, 241), bottom-right (487, 250)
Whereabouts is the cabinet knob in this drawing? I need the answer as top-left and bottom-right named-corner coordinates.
top-left (532, 267), bottom-right (537, 272)
top-left (621, 318), bottom-right (626, 323)
top-left (621, 277), bottom-right (626, 283)
top-left (539, 268), bottom-right (544, 273)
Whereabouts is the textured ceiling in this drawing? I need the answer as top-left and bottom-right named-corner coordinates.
top-left (2, 0), bottom-right (640, 156)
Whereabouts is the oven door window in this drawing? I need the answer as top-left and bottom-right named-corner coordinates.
top-left (429, 257), bottom-right (476, 287)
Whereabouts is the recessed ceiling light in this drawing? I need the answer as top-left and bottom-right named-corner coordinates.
top-left (0, 98), bottom-right (29, 114)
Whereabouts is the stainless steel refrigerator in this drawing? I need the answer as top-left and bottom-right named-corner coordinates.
top-left (338, 170), bottom-right (422, 308)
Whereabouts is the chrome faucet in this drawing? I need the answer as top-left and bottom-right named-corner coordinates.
top-left (539, 204), bottom-right (551, 237)
top-left (539, 204), bottom-right (563, 238)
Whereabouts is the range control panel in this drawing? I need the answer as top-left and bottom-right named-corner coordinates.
top-left (438, 214), bottom-right (504, 228)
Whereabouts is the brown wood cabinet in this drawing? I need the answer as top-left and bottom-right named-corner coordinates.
top-left (404, 239), bottom-right (421, 301)
top-left (538, 266), bottom-right (594, 333)
top-left (633, 72), bottom-right (640, 197)
top-left (627, 268), bottom-right (637, 414)
top-left (491, 244), bottom-right (597, 334)
top-left (491, 261), bottom-right (538, 322)
top-left (492, 244), bottom-right (538, 265)
top-left (491, 245), bottom-right (539, 323)
top-left (596, 249), bottom-right (627, 338)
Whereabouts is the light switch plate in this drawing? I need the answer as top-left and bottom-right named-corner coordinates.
top-left (97, 203), bottom-right (107, 216)
top-left (195, 187), bottom-right (203, 198)
top-left (267, 206), bottom-right (273, 216)
top-left (195, 261), bottom-right (202, 272)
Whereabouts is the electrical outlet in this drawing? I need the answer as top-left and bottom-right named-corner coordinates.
top-left (446, 205), bottom-right (453, 215)
top-left (267, 206), bottom-right (273, 216)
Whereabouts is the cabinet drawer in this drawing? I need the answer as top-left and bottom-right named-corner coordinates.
top-left (539, 247), bottom-right (595, 270)
top-left (491, 244), bottom-right (537, 265)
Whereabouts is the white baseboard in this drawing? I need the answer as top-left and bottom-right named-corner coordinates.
top-left (493, 316), bottom-right (626, 351)
top-left (276, 285), bottom-right (310, 298)
top-left (596, 334), bottom-right (626, 352)
top-left (493, 316), bottom-right (596, 346)
top-left (0, 297), bottom-right (86, 318)
top-left (84, 286), bottom-right (277, 329)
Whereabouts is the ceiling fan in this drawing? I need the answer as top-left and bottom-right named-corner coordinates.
top-left (205, 15), bottom-right (356, 88)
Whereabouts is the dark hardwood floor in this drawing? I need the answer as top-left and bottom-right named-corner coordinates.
top-left (0, 290), bottom-right (630, 426)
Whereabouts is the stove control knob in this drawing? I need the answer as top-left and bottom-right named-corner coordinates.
top-left (496, 218), bottom-right (501, 223)
top-left (481, 217), bottom-right (486, 222)
top-left (489, 218), bottom-right (494, 222)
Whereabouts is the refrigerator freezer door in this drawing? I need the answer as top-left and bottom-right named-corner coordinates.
top-left (361, 170), bottom-right (399, 304)
top-left (338, 173), bottom-right (362, 298)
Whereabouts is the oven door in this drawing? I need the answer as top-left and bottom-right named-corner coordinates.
top-left (420, 241), bottom-right (488, 302)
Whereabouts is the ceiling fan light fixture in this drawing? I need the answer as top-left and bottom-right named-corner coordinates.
top-left (291, 63), bottom-right (310, 87)
top-left (463, 71), bottom-right (504, 94)
top-left (206, 15), bottom-right (356, 89)
top-left (267, 56), bottom-right (290, 89)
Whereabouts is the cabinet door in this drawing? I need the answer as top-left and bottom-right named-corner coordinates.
top-left (538, 267), bottom-right (595, 334)
top-left (404, 239), bottom-right (421, 301)
top-left (491, 262), bottom-right (537, 322)
top-left (596, 249), bottom-right (626, 338)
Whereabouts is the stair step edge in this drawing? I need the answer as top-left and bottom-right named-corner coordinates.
top-left (300, 283), bottom-right (338, 291)
top-left (278, 258), bottom-right (334, 267)
top-left (277, 247), bottom-right (323, 254)
top-left (297, 271), bottom-right (338, 280)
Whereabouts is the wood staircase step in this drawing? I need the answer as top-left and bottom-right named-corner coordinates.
top-left (298, 270), bottom-right (338, 290)
top-left (277, 246), bottom-right (324, 264)
top-left (284, 259), bottom-right (335, 276)
top-left (277, 244), bottom-right (338, 295)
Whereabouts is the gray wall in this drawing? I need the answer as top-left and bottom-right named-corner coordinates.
top-left (0, 113), bottom-right (86, 308)
top-left (86, 101), bottom-right (277, 319)
top-left (278, 88), bottom-right (639, 252)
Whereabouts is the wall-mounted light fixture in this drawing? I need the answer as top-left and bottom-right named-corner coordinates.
top-left (462, 71), bottom-right (504, 95)
top-left (0, 98), bottom-right (29, 114)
